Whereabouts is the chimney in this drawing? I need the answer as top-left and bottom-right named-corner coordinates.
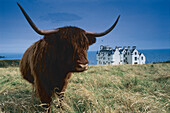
top-left (123, 46), bottom-right (127, 49)
top-left (128, 46), bottom-right (130, 49)
top-left (133, 46), bottom-right (136, 49)
top-left (100, 45), bottom-right (103, 50)
top-left (118, 46), bottom-right (122, 50)
top-left (115, 46), bottom-right (119, 51)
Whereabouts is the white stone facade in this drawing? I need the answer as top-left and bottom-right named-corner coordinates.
top-left (96, 45), bottom-right (146, 65)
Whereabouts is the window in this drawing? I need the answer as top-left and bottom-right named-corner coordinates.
top-left (135, 52), bottom-right (137, 55)
top-left (135, 57), bottom-right (137, 61)
top-left (108, 58), bottom-right (110, 60)
top-left (141, 56), bottom-right (143, 60)
top-left (103, 57), bottom-right (105, 60)
top-left (134, 62), bottom-right (138, 64)
top-left (111, 61), bottom-right (114, 63)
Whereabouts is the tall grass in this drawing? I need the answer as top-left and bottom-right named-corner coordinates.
top-left (0, 63), bottom-right (170, 113)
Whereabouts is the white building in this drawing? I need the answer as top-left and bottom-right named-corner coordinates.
top-left (96, 45), bottom-right (146, 65)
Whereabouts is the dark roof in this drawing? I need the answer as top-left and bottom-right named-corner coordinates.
top-left (99, 50), bottom-right (114, 54)
top-left (139, 53), bottom-right (143, 55)
top-left (119, 48), bottom-right (128, 54)
top-left (119, 49), bottom-right (123, 53)
top-left (97, 46), bottom-right (144, 56)
top-left (131, 49), bottom-right (135, 53)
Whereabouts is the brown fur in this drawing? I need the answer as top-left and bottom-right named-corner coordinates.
top-left (19, 26), bottom-right (96, 109)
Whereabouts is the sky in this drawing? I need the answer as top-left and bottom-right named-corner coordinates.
top-left (0, 0), bottom-right (170, 53)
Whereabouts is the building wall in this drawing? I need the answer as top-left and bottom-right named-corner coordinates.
top-left (113, 48), bottom-right (120, 65)
top-left (139, 54), bottom-right (146, 64)
top-left (120, 49), bottom-right (127, 64)
top-left (132, 49), bottom-right (140, 64)
top-left (120, 54), bottom-right (123, 64)
top-left (126, 48), bottom-right (132, 64)
top-left (96, 52), bottom-right (114, 65)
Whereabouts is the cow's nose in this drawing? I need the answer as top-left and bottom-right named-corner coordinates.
top-left (79, 64), bottom-right (88, 69)
top-left (75, 63), bottom-right (88, 71)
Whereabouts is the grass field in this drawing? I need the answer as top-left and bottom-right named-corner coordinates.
top-left (0, 63), bottom-right (170, 113)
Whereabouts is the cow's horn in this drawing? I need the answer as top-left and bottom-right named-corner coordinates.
top-left (85, 15), bottom-right (120, 37)
top-left (17, 2), bottom-right (59, 35)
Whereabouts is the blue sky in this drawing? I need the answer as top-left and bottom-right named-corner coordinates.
top-left (0, 0), bottom-right (170, 53)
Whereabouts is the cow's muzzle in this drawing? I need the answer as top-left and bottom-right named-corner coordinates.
top-left (75, 63), bottom-right (88, 72)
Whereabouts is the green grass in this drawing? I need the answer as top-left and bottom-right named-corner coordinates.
top-left (0, 63), bottom-right (170, 113)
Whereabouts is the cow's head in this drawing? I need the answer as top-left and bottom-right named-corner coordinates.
top-left (17, 2), bottom-right (120, 72)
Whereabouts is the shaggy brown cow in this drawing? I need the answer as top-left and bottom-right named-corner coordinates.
top-left (17, 2), bottom-right (120, 112)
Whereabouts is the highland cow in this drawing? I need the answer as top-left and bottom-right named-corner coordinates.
top-left (17, 2), bottom-right (120, 112)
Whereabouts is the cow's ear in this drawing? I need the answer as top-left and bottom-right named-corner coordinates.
top-left (87, 35), bottom-right (96, 45)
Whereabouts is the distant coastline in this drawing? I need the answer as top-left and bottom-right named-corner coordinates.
top-left (0, 60), bottom-right (20, 67)
top-left (0, 56), bottom-right (5, 58)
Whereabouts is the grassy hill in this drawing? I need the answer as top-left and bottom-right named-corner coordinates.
top-left (0, 63), bottom-right (170, 113)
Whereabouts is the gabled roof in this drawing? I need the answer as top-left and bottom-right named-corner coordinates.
top-left (119, 49), bottom-right (123, 53)
top-left (131, 49), bottom-right (136, 53)
top-left (119, 48), bottom-right (128, 54)
top-left (139, 53), bottom-right (144, 56)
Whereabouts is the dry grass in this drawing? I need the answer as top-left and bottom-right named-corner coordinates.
top-left (0, 63), bottom-right (170, 113)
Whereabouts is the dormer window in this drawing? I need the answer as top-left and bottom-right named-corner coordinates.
top-left (135, 52), bottom-right (137, 55)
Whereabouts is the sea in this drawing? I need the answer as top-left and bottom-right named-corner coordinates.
top-left (0, 49), bottom-right (170, 65)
